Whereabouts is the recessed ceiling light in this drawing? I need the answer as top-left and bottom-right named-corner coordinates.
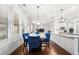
top-left (62, 13), bottom-right (65, 16)
top-left (71, 6), bottom-right (76, 10)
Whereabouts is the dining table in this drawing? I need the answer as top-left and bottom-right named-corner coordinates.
top-left (28, 33), bottom-right (46, 40)
top-left (29, 33), bottom-right (40, 37)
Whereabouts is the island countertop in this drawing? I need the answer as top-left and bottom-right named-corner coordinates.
top-left (54, 33), bottom-right (79, 38)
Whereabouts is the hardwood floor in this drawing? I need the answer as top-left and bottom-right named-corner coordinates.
top-left (11, 41), bottom-right (71, 55)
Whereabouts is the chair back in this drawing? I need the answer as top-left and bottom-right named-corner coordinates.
top-left (28, 36), bottom-right (40, 50)
top-left (22, 33), bottom-right (29, 42)
top-left (45, 32), bottom-right (50, 41)
top-left (35, 32), bottom-right (39, 34)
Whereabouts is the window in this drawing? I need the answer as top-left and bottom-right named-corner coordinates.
top-left (22, 23), bottom-right (25, 33)
top-left (0, 18), bottom-right (8, 40)
top-left (14, 12), bottom-right (19, 35)
top-left (0, 5), bottom-right (8, 40)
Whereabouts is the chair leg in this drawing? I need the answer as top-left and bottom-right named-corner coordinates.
top-left (48, 42), bottom-right (50, 50)
top-left (40, 43), bottom-right (42, 50)
top-left (23, 42), bottom-right (27, 53)
top-left (47, 42), bottom-right (50, 50)
top-left (23, 43), bottom-right (25, 52)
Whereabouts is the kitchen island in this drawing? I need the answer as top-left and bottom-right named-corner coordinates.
top-left (51, 33), bottom-right (79, 55)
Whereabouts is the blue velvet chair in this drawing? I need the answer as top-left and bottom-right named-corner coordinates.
top-left (22, 33), bottom-right (29, 51)
top-left (41, 32), bottom-right (51, 49)
top-left (35, 32), bottom-right (39, 34)
top-left (45, 32), bottom-right (50, 43)
top-left (28, 36), bottom-right (40, 51)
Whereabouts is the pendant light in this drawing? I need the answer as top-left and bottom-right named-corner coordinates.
top-left (60, 9), bottom-right (65, 23)
top-left (36, 6), bottom-right (40, 28)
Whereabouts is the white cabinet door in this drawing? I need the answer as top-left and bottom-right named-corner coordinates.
top-left (52, 34), bottom-right (74, 54)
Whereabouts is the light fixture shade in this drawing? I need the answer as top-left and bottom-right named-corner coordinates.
top-left (36, 22), bottom-right (40, 25)
top-left (36, 20), bottom-right (41, 25)
top-left (61, 18), bottom-right (65, 22)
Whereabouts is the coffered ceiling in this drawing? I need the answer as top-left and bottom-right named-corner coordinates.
top-left (19, 4), bottom-right (79, 24)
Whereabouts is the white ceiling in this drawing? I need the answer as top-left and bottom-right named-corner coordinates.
top-left (20, 4), bottom-right (79, 24)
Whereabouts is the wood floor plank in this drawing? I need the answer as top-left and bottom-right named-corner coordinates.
top-left (10, 41), bottom-right (71, 55)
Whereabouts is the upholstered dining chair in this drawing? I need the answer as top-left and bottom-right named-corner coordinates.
top-left (41, 32), bottom-right (51, 49)
top-left (28, 36), bottom-right (40, 52)
top-left (22, 33), bottom-right (29, 52)
top-left (35, 32), bottom-right (39, 34)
